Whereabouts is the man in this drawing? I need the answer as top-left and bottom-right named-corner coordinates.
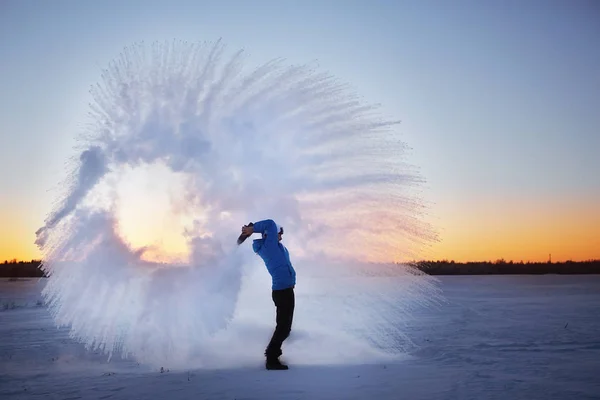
top-left (240, 219), bottom-right (296, 370)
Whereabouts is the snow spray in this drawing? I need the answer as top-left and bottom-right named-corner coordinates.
top-left (36, 40), bottom-right (441, 370)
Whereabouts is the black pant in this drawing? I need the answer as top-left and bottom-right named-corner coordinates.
top-left (265, 287), bottom-right (295, 359)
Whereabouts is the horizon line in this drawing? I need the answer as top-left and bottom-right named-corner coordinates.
top-left (2, 258), bottom-right (599, 264)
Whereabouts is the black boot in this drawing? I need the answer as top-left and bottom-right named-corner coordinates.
top-left (266, 357), bottom-right (289, 370)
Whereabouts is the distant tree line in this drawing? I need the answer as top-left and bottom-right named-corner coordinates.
top-left (410, 259), bottom-right (600, 275)
top-left (1, 258), bottom-right (600, 278)
top-left (0, 260), bottom-right (46, 278)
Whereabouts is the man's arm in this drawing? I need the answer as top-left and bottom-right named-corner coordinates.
top-left (250, 219), bottom-right (279, 244)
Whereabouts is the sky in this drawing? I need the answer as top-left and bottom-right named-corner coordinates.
top-left (1, 0), bottom-right (599, 263)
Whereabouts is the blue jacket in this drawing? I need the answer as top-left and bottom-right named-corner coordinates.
top-left (251, 219), bottom-right (296, 290)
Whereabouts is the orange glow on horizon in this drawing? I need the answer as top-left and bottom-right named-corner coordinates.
top-left (0, 209), bottom-right (42, 262)
top-left (421, 194), bottom-right (600, 263)
top-left (1, 194), bottom-right (598, 263)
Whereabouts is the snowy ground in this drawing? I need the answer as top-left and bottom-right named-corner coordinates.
top-left (1, 275), bottom-right (599, 399)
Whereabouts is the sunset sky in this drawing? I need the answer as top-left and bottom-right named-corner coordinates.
top-left (1, 0), bottom-right (598, 263)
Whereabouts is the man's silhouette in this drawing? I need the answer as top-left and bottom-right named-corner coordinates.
top-left (240, 219), bottom-right (296, 370)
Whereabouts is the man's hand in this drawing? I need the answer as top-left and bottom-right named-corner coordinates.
top-left (237, 222), bottom-right (255, 245)
top-left (241, 224), bottom-right (254, 236)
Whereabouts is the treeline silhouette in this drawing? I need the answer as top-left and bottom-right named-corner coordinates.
top-left (0, 260), bottom-right (46, 278)
top-left (410, 259), bottom-right (600, 275)
top-left (1, 258), bottom-right (600, 278)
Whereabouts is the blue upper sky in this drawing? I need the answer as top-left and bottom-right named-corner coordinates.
top-left (1, 0), bottom-right (599, 260)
